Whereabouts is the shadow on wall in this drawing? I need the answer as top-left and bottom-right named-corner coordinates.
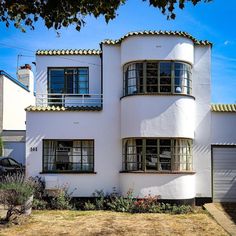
top-left (218, 202), bottom-right (236, 224)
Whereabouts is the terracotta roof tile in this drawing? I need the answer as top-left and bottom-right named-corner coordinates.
top-left (36, 49), bottom-right (102, 56)
top-left (25, 106), bottom-right (102, 112)
top-left (211, 104), bottom-right (236, 112)
top-left (101, 30), bottom-right (212, 46)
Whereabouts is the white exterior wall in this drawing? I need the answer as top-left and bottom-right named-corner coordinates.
top-left (27, 46), bottom-right (123, 196)
top-left (26, 35), bottom-right (212, 199)
top-left (121, 96), bottom-right (195, 139)
top-left (2, 75), bottom-right (35, 130)
top-left (120, 174), bottom-right (195, 199)
top-left (121, 35), bottom-right (194, 66)
top-left (36, 55), bottom-right (101, 95)
top-left (192, 46), bottom-right (212, 198)
top-left (211, 112), bottom-right (236, 144)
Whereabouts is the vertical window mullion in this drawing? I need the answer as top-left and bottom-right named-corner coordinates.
top-left (171, 62), bottom-right (175, 94)
top-left (142, 139), bottom-right (146, 171)
top-left (171, 139), bottom-right (174, 171)
top-left (143, 63), bottom-right (147, 93)
top-left (76, 69), bottom-right (79, 94)
top-left (64, 69), bottom-right (66, 93)
top-left (81, 141), bottom-right (83, 171)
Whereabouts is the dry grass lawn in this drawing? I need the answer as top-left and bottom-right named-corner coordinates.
top-left (0, 210), bottom-right (228, 236)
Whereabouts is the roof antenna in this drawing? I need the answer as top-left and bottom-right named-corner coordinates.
top-left (16, 54), bottom-right (23, 75)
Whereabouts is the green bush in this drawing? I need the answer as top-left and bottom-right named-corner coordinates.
top-left (132, 195), bottom-right (161, 213)
top-left (0, 173), bottom-right (34, 221)
top-left (107, 189), bottom-right (134, 212)
top-left (32, 198), bottom-right (48, 210)
top-left (93, 190), bottom-right (106, 210)
top-left (49, 188), bottom-right (73, 210)
top-left (82, 189), bottom-right (193, 214)
top-left (84, 201), bottom-right (96, 210)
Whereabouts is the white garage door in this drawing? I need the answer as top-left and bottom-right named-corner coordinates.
top-left (213, 147), bottom-right (236, 202)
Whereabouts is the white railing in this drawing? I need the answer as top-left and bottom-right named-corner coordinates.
top-left (36, 93), bottom-right (103, 107)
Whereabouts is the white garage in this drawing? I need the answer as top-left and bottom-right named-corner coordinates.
top-left (212, 146), bottom-right (236, 202)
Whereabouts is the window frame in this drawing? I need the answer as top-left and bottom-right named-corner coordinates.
top-left (123, 61), bottom-right (192, 96)
top-left (42, 139), bottom-right (95, 173)
top-left (47, 67), bottom-right (89, 95)
top-left (122, 138), bottom-right (193, 173)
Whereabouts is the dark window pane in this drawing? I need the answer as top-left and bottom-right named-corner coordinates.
top-left (43, 140), bottom-right (94, 172)
top-left (160, 63), bottom-right (171, 76)
top-left (48, 68), bottom-right (89, 96)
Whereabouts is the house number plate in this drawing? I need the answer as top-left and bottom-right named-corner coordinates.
top-left (30, 147), bottom-right (38, 152)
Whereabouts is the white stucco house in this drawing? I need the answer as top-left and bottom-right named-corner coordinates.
top-left (0, 66), bottom-right (35, 164)
top-left (26, 31), bottom-right (236, 204)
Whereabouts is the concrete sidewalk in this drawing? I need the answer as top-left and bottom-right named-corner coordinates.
top-left (204, 203), bottom-right (236, 236)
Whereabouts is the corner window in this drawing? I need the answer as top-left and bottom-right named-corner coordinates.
top-left (43, 140), bottom-right (94, 173)
top-left (123, 61), bottom-right (192, 96)
top-left (48, 68), bottom-right (89, 94)
top-left (122, 138), bottom-right (192, 172)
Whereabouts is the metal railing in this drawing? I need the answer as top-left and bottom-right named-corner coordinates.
top-left (36, 93), bottom-right (103, 107)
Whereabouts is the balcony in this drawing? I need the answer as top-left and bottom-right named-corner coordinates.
top-left (35, 93), bottom-right (103, 111)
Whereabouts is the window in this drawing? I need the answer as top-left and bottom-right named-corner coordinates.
top-left (122, 138), bottom-right (192, 172)
top-left (43, 140), bottom-right (94, 172)
top-left (123, 61), bottom-right (192, 96)
top-left (48, 68), bottom-right (89, 94)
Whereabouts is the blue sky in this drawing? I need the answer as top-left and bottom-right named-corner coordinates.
top-left (0, 0), bottom-right (235, 103)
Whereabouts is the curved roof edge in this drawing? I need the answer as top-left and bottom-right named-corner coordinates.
top-left (211, 104), bottom-right (236, 112)
top-left (101, 30), bottom-right (212, 46)
top-left (36, 49), bottom-right (102, 56)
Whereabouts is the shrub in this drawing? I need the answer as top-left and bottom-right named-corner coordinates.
top-left (84, 201), bottom-right (96, 210)
top-left (107, 189), bottom-right (134, 212)
top-left (92, 190), bottom-right (106, 210)
top-left (132, 195), bottom-right (161, 213)
top-left (0, 173), bottom-right (34, 222)
top-left (168, 204), bottom-right (193, 214)
top-left (82, 189), bottom-right (193, 214)
top-left (49, 187), bottom-right (73, 210)
top-left (32, 198), bottom-right (48, 210)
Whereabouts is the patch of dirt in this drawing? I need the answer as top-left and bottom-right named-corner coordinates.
top-left (0, 210), bottom-right (228, 236)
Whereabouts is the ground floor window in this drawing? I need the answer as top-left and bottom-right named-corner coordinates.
top-left (122, 138), bottom-right (192, 172)
top-left (43, 140), bottom-right (94, 172)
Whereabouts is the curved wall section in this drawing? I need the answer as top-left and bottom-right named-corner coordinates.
top-left (119, 173), bottom-right (196, 199)
top-left (121, 35), bottom-right (194, 66)
top-left (121, 96), bottom-right (195, 139)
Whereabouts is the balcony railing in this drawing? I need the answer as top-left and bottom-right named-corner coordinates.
top-left (36, 93), bottom-right (103, 108)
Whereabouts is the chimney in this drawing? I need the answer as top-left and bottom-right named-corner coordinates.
top-left (17, 64), bottom-right (34, 93)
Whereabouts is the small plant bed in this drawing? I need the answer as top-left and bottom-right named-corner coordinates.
top-left (74, 190), bottom-right (194, 214)
top-left (0, 210), bottom-right (228, 236)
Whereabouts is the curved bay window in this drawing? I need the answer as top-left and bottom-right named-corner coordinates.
top-left (122, 138), bottom-right (192, 172)
top-left (123, 61), bottom-right (192, 96)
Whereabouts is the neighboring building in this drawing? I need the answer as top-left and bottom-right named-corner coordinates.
top-left (26, 31), bottom-right (236, 204)
top-left (0, 66), bottom-right (35, 164)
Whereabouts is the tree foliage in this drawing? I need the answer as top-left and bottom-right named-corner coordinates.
top-left (0, 0), bottom-right (212, 32)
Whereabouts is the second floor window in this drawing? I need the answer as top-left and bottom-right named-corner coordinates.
top-left (48, 68), bottom-right (89, 94)
top-left (123, 61), bottom-right (192, 96)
